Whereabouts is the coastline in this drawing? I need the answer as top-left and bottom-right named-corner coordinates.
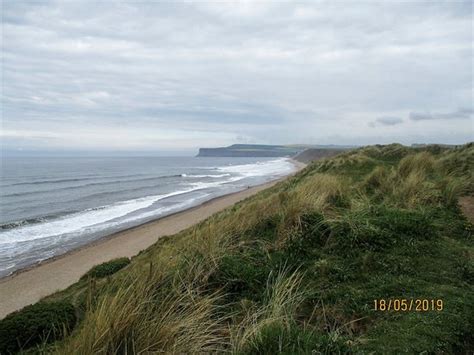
top-left (0, 159), bottom-right (306, 319)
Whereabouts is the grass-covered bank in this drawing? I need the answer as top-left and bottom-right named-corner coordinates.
top-left (1, 143), bottom-right (473, 354)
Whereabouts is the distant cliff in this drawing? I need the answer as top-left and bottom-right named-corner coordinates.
top-left (196, 144), bottom-right (304, 157)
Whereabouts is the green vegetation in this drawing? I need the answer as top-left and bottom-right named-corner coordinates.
top-left (0, 301), bottom-right (76, 354)
top-left (1, 143), bottom-right (473, 354)
top-left (80, 257), bottom-right (130, 280)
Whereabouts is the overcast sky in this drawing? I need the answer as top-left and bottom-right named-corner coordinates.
top-left (2, 1), bottom-right (473, 154)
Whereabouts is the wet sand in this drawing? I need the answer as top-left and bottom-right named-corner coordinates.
top-left (0, 160), bottom-right (306, 319)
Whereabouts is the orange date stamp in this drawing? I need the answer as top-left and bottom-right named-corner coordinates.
top-left (373, 299), bottom-right (443, 312)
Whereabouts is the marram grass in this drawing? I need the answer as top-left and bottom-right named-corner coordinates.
top-left (2, 143), bottom-right (473, 354)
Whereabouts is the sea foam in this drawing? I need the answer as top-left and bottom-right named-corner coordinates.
top-left (0, 157), bottom-right (296, 276)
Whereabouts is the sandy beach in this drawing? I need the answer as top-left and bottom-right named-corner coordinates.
top-left (0, 161), bottom-right (305, 319)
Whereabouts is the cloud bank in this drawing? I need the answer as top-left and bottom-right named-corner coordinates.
top-left (409, 108), bottom-right (473, 121)
top-left (2, 1), bottom-right (473, 153)
top-left (369, 117), bottom-right (404, 127)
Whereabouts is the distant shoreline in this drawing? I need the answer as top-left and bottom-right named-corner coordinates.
top-left (0, 159), bottom-right (305, 319)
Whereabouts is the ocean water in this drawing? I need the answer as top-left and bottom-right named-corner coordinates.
top-left (0, 156), bottom-right (296, 277)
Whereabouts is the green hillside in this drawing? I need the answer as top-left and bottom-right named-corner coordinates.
top-left (2, 143), bottom-right (473, 354)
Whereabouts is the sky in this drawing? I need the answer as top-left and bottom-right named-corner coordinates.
top-left (1, 1), bottom-right (473, 155)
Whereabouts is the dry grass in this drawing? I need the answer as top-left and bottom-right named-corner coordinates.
top-left (362, 152), bottom-right (440, 208)
top-left (230, 269), bottom-right (305, 353)
top-left (62, 148), bottom-right (446, 353)
top-left (392, 169), bottom-right (434, 207)
top-left (42, 143), bottom-right (472, 354)
top-left (57, 269), bottom-right (228, 354)
top-left (317, 153), bottom-right (376, 172)
top-left (396, 152), bottom-right (434, 178)
top-left (295, 174), bottom-right (350, 211)
top-left (363, 166), bottom-right (389, 191)
top-left (438, 175), bottom-right (470, 207)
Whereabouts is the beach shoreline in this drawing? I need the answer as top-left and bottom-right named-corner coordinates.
top-left (0, 159), bottom-right (305, 319)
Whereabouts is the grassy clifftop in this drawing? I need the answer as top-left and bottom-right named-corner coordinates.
top-left (3, 143), bottom-right (474, 354)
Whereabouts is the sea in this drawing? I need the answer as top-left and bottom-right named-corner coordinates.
top-left (0, 156), bottom-right (296, 278)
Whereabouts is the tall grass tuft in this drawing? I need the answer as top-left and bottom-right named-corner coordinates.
top-left (296, 174), bottom-right (350, 211)
top-left (363, 166), bottom-right (389, 194)
top-left (230, 269), bottom-right (305, 353)
top-left (439, 175), bottom-right (470, 207)
top-left (396, 152), bottom-right (434, 178)
top-left (57, 269), bottom-right (228, 353)
top-left (392, 169), bottom-right (434, 207)
top-left (363, 152), bottom-right (439, 208)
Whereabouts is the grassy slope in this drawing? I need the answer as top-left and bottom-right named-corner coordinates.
top-left (24, 144), bottom-right (474, 353)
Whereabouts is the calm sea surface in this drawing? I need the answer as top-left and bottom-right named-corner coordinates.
top-left (0, 156), bottom-right (295, 277)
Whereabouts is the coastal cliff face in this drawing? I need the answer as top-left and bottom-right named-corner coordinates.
top-left (196, 144), bottom-right (304, 157)
top-left (196, 144), bottom-right (356, 158)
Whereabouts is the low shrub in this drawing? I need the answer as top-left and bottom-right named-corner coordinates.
top-left (80, 257), bottom-right (130, 280)
top-left (239, 323), bottom-right (349, 355)
top-left (0, 301), bottom-right (76, 354)
top-left (209, 253), bottom-right (270, 302)
top-left (459, 258), bottom-right (474, 284)
top-left (284, 212), bottom-right (331, 260)
top-left (244, 215), bottom-right (280, 242)
top-left (330, 206), bottom-right (435, 252)
top-left (370, 206), bottom-right (434, 240)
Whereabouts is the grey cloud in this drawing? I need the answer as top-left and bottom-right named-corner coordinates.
top-left (2, 1), bottom-right (473, 151)
top-left (369, 117), bottom-right (404, 127)
top-left (410, 108), bottom-right (473, 121)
